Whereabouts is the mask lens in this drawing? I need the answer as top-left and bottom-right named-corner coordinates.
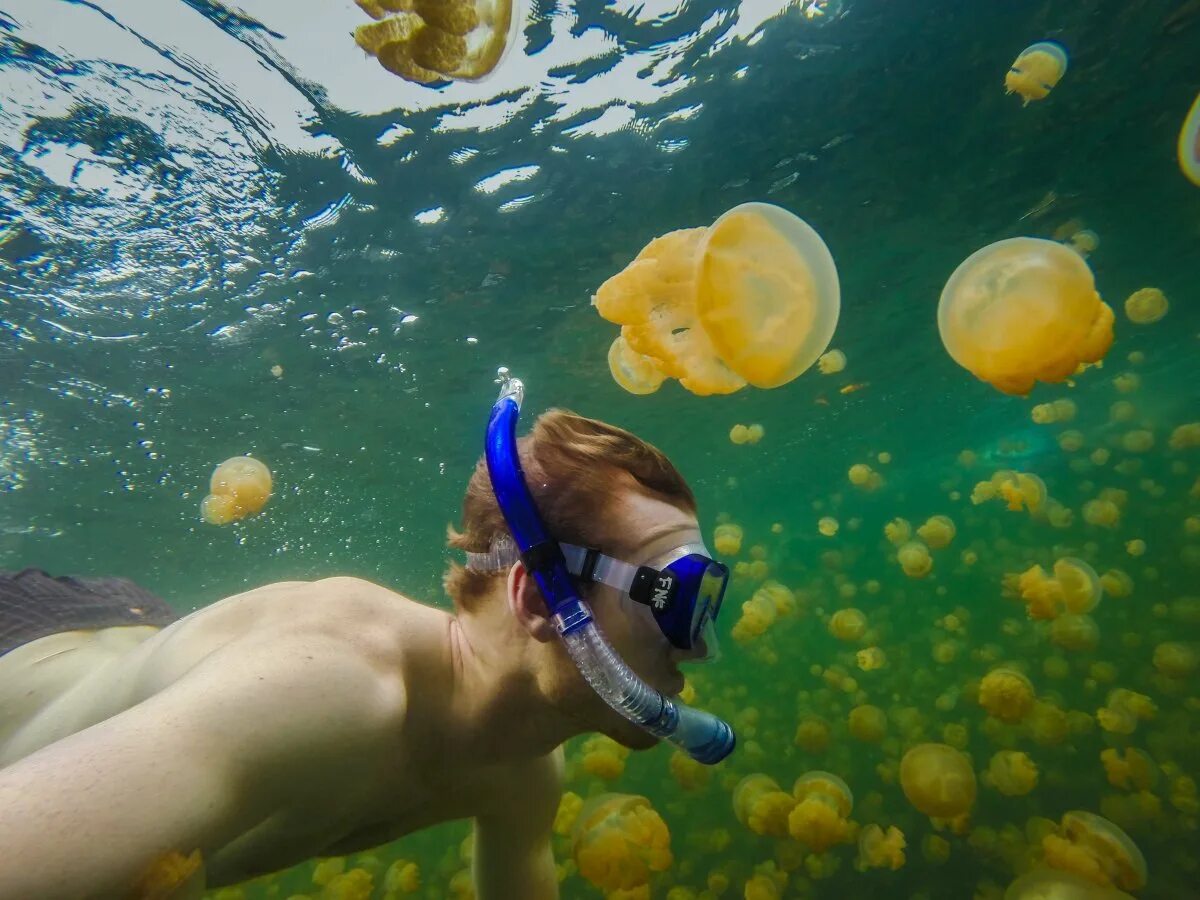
top-left (691, 561), bottom-right (728, 644)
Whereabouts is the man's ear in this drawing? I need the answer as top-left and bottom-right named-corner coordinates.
top-left (506, 562), bottom-right (557, 643)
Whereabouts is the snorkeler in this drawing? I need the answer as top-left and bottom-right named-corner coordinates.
top-left (0, 373), bottom-right (733, 899)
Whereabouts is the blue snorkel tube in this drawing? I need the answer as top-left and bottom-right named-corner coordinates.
top-left (485, 371), bottom-right (735, 764)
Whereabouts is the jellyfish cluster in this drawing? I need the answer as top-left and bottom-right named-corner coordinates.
top-left (353, 0), bottom-right (517, 84)
top-left (594, 203), bottom-right (840, 396)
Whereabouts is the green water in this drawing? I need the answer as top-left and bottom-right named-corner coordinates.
top-left (2, 0), bottom-right (1199, 897)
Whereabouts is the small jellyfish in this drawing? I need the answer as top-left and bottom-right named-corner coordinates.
top-left (353, 0), bottom-right (520, 84)
top-left (746, 423), bottom-right (765, 444)
top-left (201, 456), bottom-right (272, 525)
top-left (609, 335), bottom-right (667, 395)
top-left (1068, 229), bottom-right (1100, 258)
top-left (818, 349), bottom-right (847, 374)
top-left (1050, 613), bottom-right (1099, 652)
top-left (856, 646), bottom-right (887, 671)
top-left (1178, 91), bottom-right (1200, 187)
top-left (900, 743), bottom-right (977, 820)
top-left (818, 516), bottom-right (839, 537)
top-left (794, 718), bottom-right (831, 754)
top-left (828, 608), bottom-right (867, 642)
top-left (1005, 41), bottom-right (1069, 105)
top-left (848, 463), bottom-right (873, 486)
top-left (1100, 748), bottom-right (1159, 792)
top-left (916, 515), bottom-right (956, 549)
top-left (1123, 288), bottom-right (1168, 324)
top-left (788, 772), bottom-right (854, 853)
top-left (938, 238), bottom-right (1114, 395)
top-left (1054, 557), bottom-right (1102, 614)
top-left (897, 541), bottom-right (933, 579)
top-left (978, 668), bottom-right (1035, 723)
top-left (1041, 811), bottom-right (1147, 893)
top-left (572, 793), bottom-right (673, 893)
top-left (884, 517), bottom-right (912, 546)
top-left (984, 751), bottom-right (1039, 796)
top-left (1169, 422), bottom-right (1200, 449)
top-left (847, 704), bottom-right (887, 743)
top-left (713, 523), bottom-right (743, 556)
top-left (580, 735), bottom-right (631, 780)
top-left (1152, 642), bottom-right (1197, 679)
top-left (856, 825), bottom-right (906, 871)
top-left (733, 775), bottom-right (796, 837)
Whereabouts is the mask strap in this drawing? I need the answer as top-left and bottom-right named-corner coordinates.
top-left (561, 543), bottom-right (641, 595)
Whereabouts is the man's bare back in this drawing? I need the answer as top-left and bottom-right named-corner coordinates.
top-left (0, 576), bottom-right (563, 898)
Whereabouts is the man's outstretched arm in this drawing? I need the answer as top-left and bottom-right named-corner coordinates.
top-left (0, 634), bottom-right (402, 899)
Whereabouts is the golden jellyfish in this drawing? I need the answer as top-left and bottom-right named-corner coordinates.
top-left (1041, 811), bottom-right (1147, 893)
top-left (818, 349), bottom-right (846, 374)
top-left (1100, 748), bottom-right (1158, 792)
top-left (609, 335), bottom-right (667, 395)
top-left (856, 824), bottom-right (906, 871)
top-left (984, 751), bottom-right (1039, 796)
top-left (1082, 498), bottom-right (1120, 529)
top-left (1124, 539), bottom-right (1146, 557)
top-left (1005, 41), bottom-right (1068, 104)
top-left (1123, 287), bottom-right (1168, 324)
top-left (731, 593), bottom-right (777, 644)
top-left (201, 456), bottom-right (272, 525)
top-left (746, 423), bottom-right (765, 444)
top-left (817, 516), bottom-right (839, 537)
top-left (788, 771), bottom-right (854, 853)
top-left (729, 424), bottom-right (750, 444)
top-left (1152, 642), bottom-right (1198, 679)
top-left (1059, 430), bottom-right (1085, 452)
top-left (1168, 422), bottom-right (1200, 449)
top-left (884, 517), bottom-right (912, 546)
top-left (732, 775), bottom-right (796, 838)
top-left (856, 646), bottom-right (887, 671)
top-left (829, 608), bottom-right (867, 642)
top-left (571, 794), bottom-right (673, 893)
top-left (1054, 558), bottom-right (1102, 614)
top-left (594, 203), bottom-right (839, 395)
top-left (1050, 614), bottom-right (1099, 652)
top-left (978, 668), bottom-right (1036, 723)
top-left (713, 523), bottom-right (743, 556)
top-left (794, 718), bottom-right (831, 754)
top-left (1068, 229), bottom-right (1099, 258)
top-left (897, 541), bottom-right (933, 578)
top-left (1179, 91), bottom-right (1200, 187)
top-left (1003, 869), bottom-right (1135, 900)
top-left (848, 463), bottom-right (873, 486)
top-left (900, 743), bottom-right (977, 819)
top-left (353, 0), bottom-right (519, 84)
top-left (580, 735), bottom-right (631, 781)
top-left (938, 238), bottom-right (1113, 395)
top-left (916, 515), bottom-right (956, 549)
top-left (848, 704), bottom-right (887, 743)
top-left (1112, 372), bottom-right (1139, 394)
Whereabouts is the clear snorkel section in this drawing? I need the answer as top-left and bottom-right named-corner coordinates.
top-left (484, 370), bottom-right (735, 764)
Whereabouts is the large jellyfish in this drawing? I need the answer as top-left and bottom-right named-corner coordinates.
top-left (733, 775), bottom-right (796, 837)
top-left (571, 794), bottom-right (673, 893)
top-left (900, 743), bottom-right (977, 820)
top-left (201, 456), bottom-right (272, 525)
top-left (938, 238), bottom-right (1114, 395)
top-left (1041, 811), bottom-right (1147, 893)
top-left (1179, 91), bottom-right (1200, 187)
top-left (788, 772), bottom-right (855, 853)
top-left (354, 0), bottom-right (519, 84)
top-left (594, 203), bottom-right (840, 395)
top-left (1005, 42), bottom-right (1069, 104)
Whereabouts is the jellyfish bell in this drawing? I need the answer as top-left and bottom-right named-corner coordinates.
top-left (695, 202), bottom-right (840, 389)
top-left (938, 238), bottom-right (1114, 395)
top-left (1005, 41), bottom-right (1069, 104)
top-left (1179, 91), bottom-right (1200, 187)
top-left (201, 455), bottom-right (272, 524)
top-left (899, 743), bottom-right (978, 819)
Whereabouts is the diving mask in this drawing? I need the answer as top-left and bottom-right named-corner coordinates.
top-left (560, 542), bottom-right (727, 661)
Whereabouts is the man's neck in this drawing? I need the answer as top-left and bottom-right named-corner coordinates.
top-left (440, 604), bottom-right (583, 764)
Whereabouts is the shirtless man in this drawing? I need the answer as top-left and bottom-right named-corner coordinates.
top-left (0, 402), bottom-right (731, 899)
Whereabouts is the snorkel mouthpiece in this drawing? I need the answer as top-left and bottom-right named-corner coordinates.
top-left (483, 370), bottom-right (736, 764)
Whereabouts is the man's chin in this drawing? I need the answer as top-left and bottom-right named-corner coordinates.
top-left (603, 718), bottom-right (660, 751)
